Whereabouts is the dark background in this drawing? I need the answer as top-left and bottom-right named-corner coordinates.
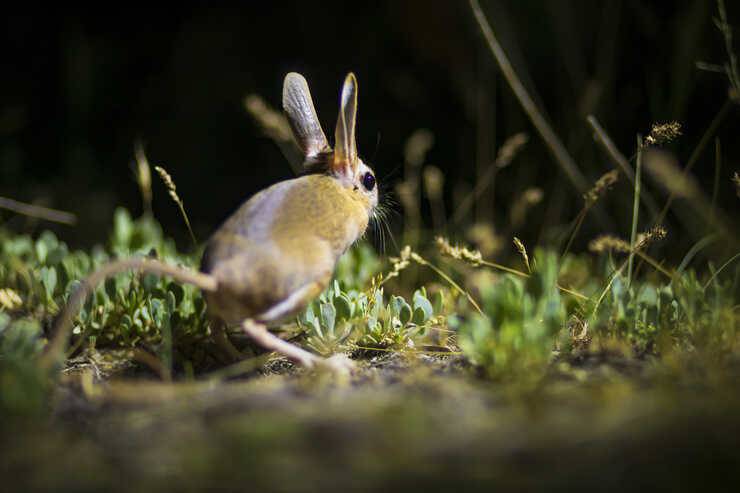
top-left (1, 1), bottom-right (737, 258)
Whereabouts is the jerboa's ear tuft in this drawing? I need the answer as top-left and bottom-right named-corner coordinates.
top-left (282, 72), bottom-right (331, 165)
top-left (333, 73), bottom-right (359, 176)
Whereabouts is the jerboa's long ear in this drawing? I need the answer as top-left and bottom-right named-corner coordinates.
top-left (333, 73), bottom-right (358, 175)
top-left (282, 73), bottom-right (331, 163)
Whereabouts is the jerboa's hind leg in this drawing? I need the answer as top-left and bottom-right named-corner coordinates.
top-left (240, 279), bottom-right (327, 368)
top-left (241, 320), bottom-right (320, 367)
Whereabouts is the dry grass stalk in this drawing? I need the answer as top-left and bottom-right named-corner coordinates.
top-left (0, 197), bottom-right (76, 225)
top-left (589, 226), bottom-right (667, 254)
top-left (627, 134), bottom-right (643, 287)
top-left (423, 165), bottom-right (446, 230)
top-left (716, 0), bottom-right (740, 95)
top-left (451, 132), bottom-right (529, 225)
top-left (586, 115), bottom-right (635, 182)
top-left (589, 226), bottom-right (671, 279)
top-left (468, 0), bottom-right (590, 195)
top-left (388, 241), bottom-right (485, 314)
top-left (651, 99), bottom-right (733, 232)
top-left (400, 129), bottom-right (434, 249)
top-left (423, 166), bottom-right (444, 199)
top-left (586, 115), bottom-right (660, 217)
top-left (645, 128), bottom-right (737, 247)
top-left (244, 94), bottom-right (293, 143)
top-left (437, 236), bottom-right (588, 300)
top-left (591, 227), bottom-right (671, 317)
top-left (643, 149), bottom-right (700, 200)
top-left (154, 166), bottom-right (197, 246)
top-left (243, 94), bottom-right (302, 174)
top-left (395, 181), bottom-right (418, 232)
top-left (561, 169), bottom-right (619, 259)
top-left (709, 138), bottom-right (722, 231)
top-left (509, 187), bottom-right (543, 227)
top-left (404, 129), bottom-right (434, 168)
top-left (411, 248), bottom-right (485, 316)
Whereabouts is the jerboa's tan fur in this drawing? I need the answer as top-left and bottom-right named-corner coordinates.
top-left (201, 173), bottom-right (371, 325)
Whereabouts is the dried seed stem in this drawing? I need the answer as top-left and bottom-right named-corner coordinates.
top-left (0, 196), bottom-right (76, 225)
top-left (437, 237), bottom-right (588, 300)
top-left (586, 115), bottom-right (659, 216)
top-left (154, 166), bottom-right (197, 247)
top-left (405, 248), bottom-right (485, 316)
top-left (512, 237), bottom-right (531, 273)
top-left (627, 135), bottom-right (643, 287)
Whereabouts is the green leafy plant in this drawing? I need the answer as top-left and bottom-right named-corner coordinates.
top-left (589, 263), bottom-right (739, 355)
top-left (0, 209), bottom-right (210, 366)
top-left (300, 280), bottom-right (438, 356)
top-left (455, 249), bottom-right (566, 378)
top-left (0, 314), bottom-right (48, 416)
top-left (359, 286), bottom-right (436, 349)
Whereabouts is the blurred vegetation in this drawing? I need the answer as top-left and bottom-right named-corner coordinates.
top-left (1, 0), bottom-right (740, 491)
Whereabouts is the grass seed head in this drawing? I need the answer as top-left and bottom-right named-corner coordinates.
top-left (154, 166), bottom-right (180, 205)
top-left (512, 237), bottom-right (531, 272)
top-left (133, 142), bottom-right (152, 213)
top-left (436, 236), bottom-right (482, 266)
top-left (244, 94), bottom-right (293, 143)
top-left (495, 132), bottom-right (529, 168)
top-left (583, 169), bottom-right (619, 207)
top-left (645, 121), bottom-right (682, 146)
top-left (422, 165), bottom-right (444, 200)
top-left (510, 187), bottom-right (543, 227)
top-left (395, 181), bottom-right (418, 216)
top-left (382, 246), bottom-right (413, 283)
top-left (635, 226), bottom-right (667, 250)
top-left (404, 129), bottom-right (434, 168)
top-left (466, 223), bottom-right (502, 257)
top-left (589, 235), bottom-right (631, 254)
top-left (154, 165), bottom-right (197, 245)
top-left (589, 226), bottom-right (666, 254)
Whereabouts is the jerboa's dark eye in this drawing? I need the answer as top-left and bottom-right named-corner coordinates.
top-left (362, 172), bottom-right (376, 191)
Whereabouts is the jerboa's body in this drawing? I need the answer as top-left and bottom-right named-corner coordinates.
top-left (200, 71), bottom-right (377, 326)
top-left (201, 173), bottom-right (371, 325)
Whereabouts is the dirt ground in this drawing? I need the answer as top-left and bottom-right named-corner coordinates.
top-left (3, 352), bottom-right (739, 492)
